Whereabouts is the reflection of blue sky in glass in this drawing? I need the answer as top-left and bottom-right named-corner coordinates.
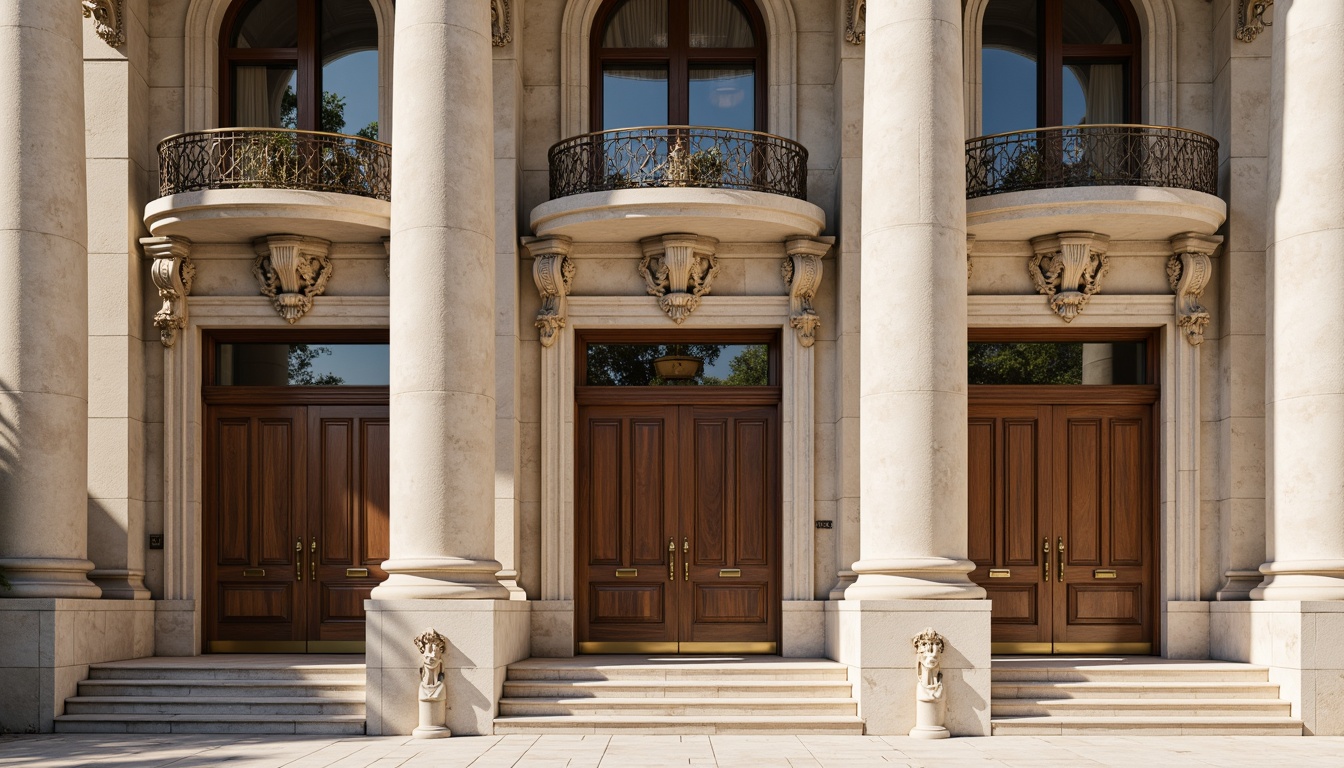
top-left (324, 51), bottom-right (379, 135)
top-left (1062, 66), bottom-right (1086, 125)
top-left (310, 344), bottom-right (388, 385)
top-left (982, 48), bottom-right (1036, 135)
top-left (603, 67), bottom-right (668, 129)
top-left (689, 70), bottom-right (754, 130)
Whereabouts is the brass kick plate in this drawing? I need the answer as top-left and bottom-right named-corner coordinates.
top-left (242, 568), bottom-right (265, 577)
top-left (993, 641), bottom-right (1153, 655)
top-left (988, 568), bottom-right (1011, 578)
top-left (1093, 569), bottom-right (1117, 579)
top-left (719, 568), bottom-right (741, 578)
top-left (578, 641), bottom-right (777, 654)
top-left (346, 568), bottom-right (370, 578)
top-left (615, 568), bottom-right (638, 578)
top-left (209, 640), bottom-right (365, 653)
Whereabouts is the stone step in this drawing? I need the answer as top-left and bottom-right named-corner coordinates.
top-left (991, 662), bottom-right (1269, 684)
top-left (53, 713), bottom-right (366, 735)
top-left (492, 715), bottom-right (865, 735)
top-left (63, 695), bottom-right (365, 716)
top-left (87, 663), bottom-right (364, 682)
top-left (498, 697), bottom-right (858, 717)
top-left (990, 715), bottom-right (1303, 736)
top-left (77, 679), bottom-right (365, 698)
top-left (990, 681), bottom-right (1283, 699)
top-left (990, 697), bottom-right (1292, 718)
top-left (506, 657), bottom-right (849, 682)
top-left (502, 679), bottom-right (854, 699)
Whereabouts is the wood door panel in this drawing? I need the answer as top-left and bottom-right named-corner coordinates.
top-left (1004, 418), bottom-right (1042, 566)
top-left (257, 418), bottom-right (301, 565)
top-left (316, 417), bottom-right (354, 564)
top-left (692, 418), bottom-right (728, 566)
top-left (1067, 584), bottom-right (1144, 625)
top-left (986, 584), bottom-right (1041, 624)
top-left (320, 583), bottom-right (373, 623)
top-left (361, 419), bottom-right (391, 563)
top-left (734, 419), bottom-right (770, 565)
top-left (586, 419), bottom-right (624, 565)
top-left (967, 418), bottom-right (996, 564)
top-left (214, 419), bottom-right (252, 565)
top-left (1109, 418), bottom-right (1145, 565)
top-left (1063, 418), bottom-right (1103, 566)
top-left (590, 583), bottom-right (667, 623)
top-left (218, 583), bottom-right (295, 623)
top-left (694, 583), bottom-right (768, 623)
top-left (631, 419), bottom-right (668, 565)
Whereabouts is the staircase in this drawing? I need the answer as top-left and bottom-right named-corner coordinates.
top-left (493, 655), bottom-right (863, 734)
top-left (991, 657), bottom-right (1302, 735)
top-left (54, 655), bottom-right (366, 735)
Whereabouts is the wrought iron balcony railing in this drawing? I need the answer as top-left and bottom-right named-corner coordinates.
top-left (548, 126), bottom-right (808, 201)
top-left (157, 128), bottom-right (391, 201)
top-left (965, 124), bottom-right (1218, 199)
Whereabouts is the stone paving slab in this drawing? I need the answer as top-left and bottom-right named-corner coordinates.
top-left (2, 733), bottom-right (1343, 767)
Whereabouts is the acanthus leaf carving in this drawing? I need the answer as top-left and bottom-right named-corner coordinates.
top-left (1236, 0), bottom-right (1273, 43)
top-left (491, 0), bottom-right (512, 46)
top-left (142, 236), bottom-right (195, 348)
top-left (524, 235), bottom-right (575, 348)
top-left (252, 235), bottom-right (333, 323)
top-left (638, 234), bottom-right (720, 324)
top-left (845, 0), bottom-right (866, 45)
top-left (82, 0), bottom-right (125, 47)
top-left (783, 237), bottom-right (831, 347)
top-left (1168, 233), bottom-right (1221, 346)
top-left (1028, 231), bottom-right (1110, 322)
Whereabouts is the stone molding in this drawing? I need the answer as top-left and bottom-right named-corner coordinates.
top-left (782, 237), bottom-right (830, 347)
top-left (1168, 233), bottom-right (1221, 346)
top-left (142, 236), bottom-right (195, 349)
top-left (844, 0), bottom-right (865, 44)
top-left (492, 0), bottom-right (512, 46)
top-left (638, 233), bottom-right (720, 323)
top-left (82, 0), bottom-right (125, 47)
top-left (1028, 231), bottom-right (1111, 322)
top-left (525, 235), bottom-right (576, 348)
top-left (252, 235), bottom-right (334, 323)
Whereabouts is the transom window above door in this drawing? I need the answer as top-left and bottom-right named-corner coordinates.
top-left (593, 0), bottom-right (767, 130)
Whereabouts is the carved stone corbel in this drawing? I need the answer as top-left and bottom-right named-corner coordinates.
top-left (1028, 231), bottom-right (1111, 322)
top-left (638, 234), bottom-right (720, 323)
top-left (252, 235), bottom-right (333, 323)
top-left (1168, 233), bottom-right (1221, 346)
top-left (142, 236), bottom-right (195, 348)
top-left (491, 0), bottom-right (511, 46)
top-left (81, 0), bottom-right (125, 47)
top-left (1236, 0), bottom-right (1273, 43)
top-left (845, 0), bottom-right (866, 45)
top-left (782, 237), bottom-right (830, 347)
top-left (382, 236), bottom-right (390, 279)
top-left (525, 235), bottom-right (575, 348)
top-left (966, 234), bottom-right (976, 283)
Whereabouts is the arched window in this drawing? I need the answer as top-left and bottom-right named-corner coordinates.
top-left (221, 0), bottom-right (380, 137)
top-left (980, 0), bottom-right (1139, 135)
top-left (592, 0), bottom-right (767, 131)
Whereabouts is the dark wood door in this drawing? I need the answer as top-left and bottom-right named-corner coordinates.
top-left (969, 398), bottom-right (1155, 654)
top-left (576, 402), bottom-right (780, 653)
top-left (205, 403), bottom-right (390, 652)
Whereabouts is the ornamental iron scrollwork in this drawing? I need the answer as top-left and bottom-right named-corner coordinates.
top-left (1236, 0), bottom-right (1273, 43)
top-left (548, 127), bottom-right (808, 200)
top-left (639, 234), bottom-right (720, 324)
top-left (1028, 232), bottom-right (1110, 323)
top-left (525, 235), bottom-right (576, 348)
top-left (966, 125), bottom-right (1218, 199)
top-left (782, 237), bottom-right (830, 347)
top-left (157, 129), bottom-right (391, 201)
top-left (1168, 233), bottom-right (1221, 346)
top-left (844, 0), bottom-right (865, 45)
top-left (82, 0), bottom-right (125, 47)
top-left (142, 236), bottom-right (195, 348)
top-left (253, 235), bottom-right (334, 323)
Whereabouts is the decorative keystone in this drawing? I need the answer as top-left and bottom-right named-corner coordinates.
top-left (143, 236), bottom-right (195, 348)
top-left (1028, 231), bottom-right (1111, 322)
top-left (638, 234), bottom-right (720, 324)
top-left (526, 235), bottom-right (576, 348)
top-left (252, 235), bottom-right (333, 323)
top-left (1168, 233), bottom-right (1221, 346)
top-left (782, 237), bottom-right (830, 347)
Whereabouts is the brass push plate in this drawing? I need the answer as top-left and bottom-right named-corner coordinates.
top-left (1093, 569), bottom-right (1118, 579)
top-left (719, 569), bottom-right (741, 578)
top-left (988, 568), bottom-right (1011, 578)
top-left (242, 568), bottom-right (265, 577)
top-left (615, 568), bottom-right (638, 578)
top-left (345, 568), bottom-right (370, 578)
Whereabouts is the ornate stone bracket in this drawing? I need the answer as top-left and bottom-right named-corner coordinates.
top-left (382, 236), bottom-right (390, 279)
top-left (525, 235), bottom-right (575, 348)
top-left (253, 235), bottom-right (334, 323)
top-left (966, 234), bottom-right (976, 283)
top-left (845, 0), bottom-right (866, 45)
top-left (1028, 231), bottom-right (1111, 322)
top-left (82, 0), bottom-right (125, 47)
top-left (1168, 233), bottom-right (1221, 346)
top-left (1236, 0), bottom-right (1273, 43)
top-left (782, 237), bottom-right (829, 347)
top-left (142, 236), bottom-right (195, 348)
top-left (491, 0), bottom-right (512, 46)
top-left (638, 234), bottom-right (720, 324)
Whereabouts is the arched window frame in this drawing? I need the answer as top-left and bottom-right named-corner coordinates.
top-left (589, 0), bottom-right (769, 130)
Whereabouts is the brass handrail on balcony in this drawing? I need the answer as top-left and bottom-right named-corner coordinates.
top-left (965, 124), bottom-right (1218, 199)
top-left (157, 128), bottom-right (391, 201)
top-left (548, 126), bottom-right (809, 200)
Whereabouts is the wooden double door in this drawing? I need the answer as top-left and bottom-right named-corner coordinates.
top-left (969, 396), bottom-right (1156, 654)
top-left (576, 402), bottom-right (780, 653)
top-left (204, 402), bottom-right (390, 652)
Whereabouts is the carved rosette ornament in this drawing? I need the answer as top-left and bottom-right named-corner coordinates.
top-left (845, 0), bottom-right (866, 45)
top-left (253, 235), bottom-right (334, 323)
top-left (1168, 233), bottom-right (1221, 346)
top-left (82, 0), bottom-right (125, 47)
top-left (491, 0), bottom-right (512, 46)
top-left (525, 236), bottom-right (576, 348)
top-left (1028, 231), bottom-right (1111, 322)
top-left (142, 236), bottom-right (195, 348)
top-left (638, 234), bottom-right (720, 323)
top-left (782, 237), bottom-right (830, 347)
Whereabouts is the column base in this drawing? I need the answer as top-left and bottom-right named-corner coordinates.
top-left (844, 558), bottom-right (986, 600)
top-left (88, 569), bottom-right (151, 600)
top-left (1249, 561), bottom-right (1344, 601)
top-left (0, 557), bottom-right (101, 599)
top-left (1216, 570), bottom-right (1263, 601)
top-left (371, 557), bottom-right (511, 600)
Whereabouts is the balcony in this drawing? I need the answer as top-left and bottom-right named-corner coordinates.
top-left (144, 128), bottom-right (391, 243)
top-left (965, 125), bottom-right (1225, 241)
top-left (530, 127), bottom-right (825, 242)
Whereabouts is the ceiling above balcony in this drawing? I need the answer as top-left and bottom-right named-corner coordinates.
top-left (529, 187), bottom-right (826, 243)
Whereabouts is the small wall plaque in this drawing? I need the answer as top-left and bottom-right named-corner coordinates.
top-left (815, 520), bottom-right (833, 529)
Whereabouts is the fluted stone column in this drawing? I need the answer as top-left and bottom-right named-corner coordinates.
top-left (1254, 1), bottom-right (1344, 600)
top-left (0, 3), bottom-right (99, 598)
top-left (845, 0), bottom-right (983, 602)
top-left (372, 0), bottom-right (506, 600)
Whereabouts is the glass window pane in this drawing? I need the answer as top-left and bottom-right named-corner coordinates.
top-left (689, 0), bottom-right (754, 47)
top-left (586, 343), bottom-right (771, 386)
top-left (321, 0), bottom-right (380, 137)
top-left (217, 343), bottom-right (389, 386)
top-left (968, 342), bottom-right (1146, 385)
top-left (689, 65), bottom-right (754, 130)
top-left (602, 0), bottom-right (669, 47)
top-left (602, 64), bottom-right (668, 129)
top-left (234, 65), bottom-right (298, 128)
top-left (1063, 63), bottom-right (1125, 125)
top-left (981, 0), bottom-right (1037, 135)
top-left (231, 0), bottom-right (298, 48)
top-left (1062, 0), bottom-right (1127, 45)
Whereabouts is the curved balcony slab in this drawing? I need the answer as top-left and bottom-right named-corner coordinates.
top-left (529, 187), bottom-right (825, 243)
top-left (144, 188), bottom-right (390, 243)
top-left (966, 185), bottom-right (1227, 242)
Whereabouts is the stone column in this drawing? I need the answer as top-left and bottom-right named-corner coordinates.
top-left (372, 0), bottom-right (506, 601)
top-left (1254, 1), bottom-right (1344, 600)
top-left (846, 0), bottom-right (983, 602)
top-left (0, 3), bottom-right (100, 598)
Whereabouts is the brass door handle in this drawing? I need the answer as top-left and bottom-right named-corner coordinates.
top-left (1042, 538), bottom-right (1049, 582)
top-left (311, 538), bottom-right (318, 580)
top-left (668, 538), bottom-right (675, 581)
top-left (1058, 537), bottom-right (1065, 582)
top-left (296, 539), bottom-right (303, 581)
top-left (683, 537), bottom-right (689, 581)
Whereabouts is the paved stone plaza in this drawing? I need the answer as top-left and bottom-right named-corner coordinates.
top-left (2, 734), bottom-right (1344, 767)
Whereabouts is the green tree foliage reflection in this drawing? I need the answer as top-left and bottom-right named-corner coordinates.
top-left (280, 88), bottom-right (379, 138)
top-left (702, 345), bottom-right (769, 386)
top-left (967, 342), bottom-right (1082, 385)
top-left (586, 344), bottom-right (724, 386)
top-left (288, 345), bottom-right (344, 385)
